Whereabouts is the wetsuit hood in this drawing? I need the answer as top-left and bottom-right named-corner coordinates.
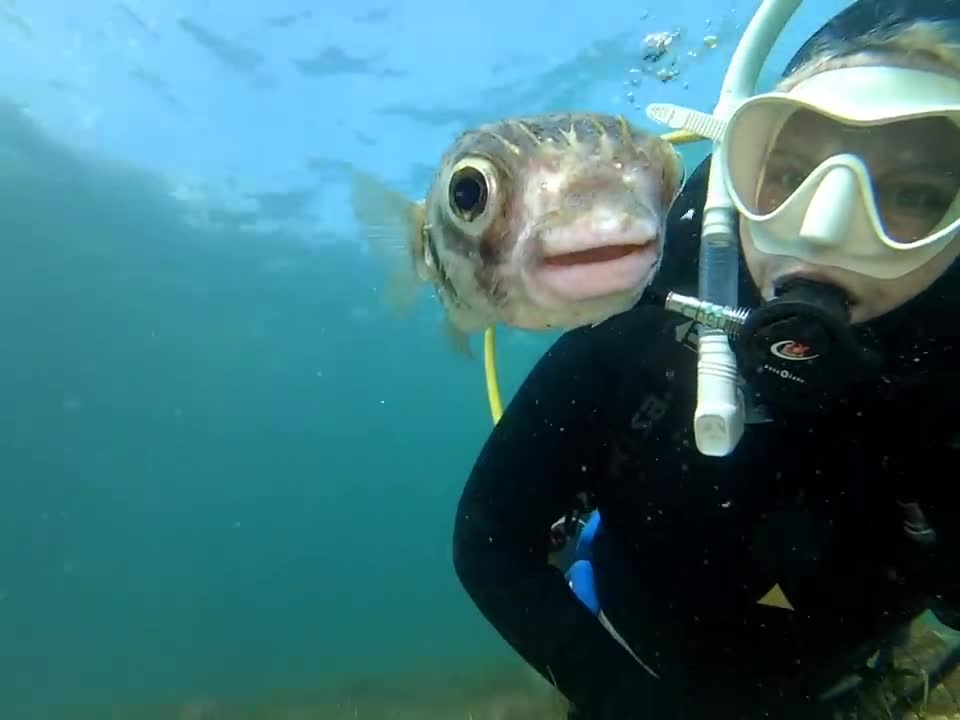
top-left (784, 0), bottom-right (960, 77)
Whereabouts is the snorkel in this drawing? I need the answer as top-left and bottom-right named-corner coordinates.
top-left (648, 0), bottom-right (804, 456)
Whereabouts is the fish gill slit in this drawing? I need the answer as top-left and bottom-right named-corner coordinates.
top-left (487, 273), bottom-right (507, 306)
top-left (436, 260), bottom-right (461, 304)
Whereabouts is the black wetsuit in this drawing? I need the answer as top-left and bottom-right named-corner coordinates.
top-left (452, 160), bottom-right (960, 720)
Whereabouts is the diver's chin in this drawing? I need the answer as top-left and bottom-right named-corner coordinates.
top-left (527, 244), bottom-right (660, 303)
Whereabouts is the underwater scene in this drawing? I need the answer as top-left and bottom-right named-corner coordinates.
top-left (4, 1), bottom-right (960, 718)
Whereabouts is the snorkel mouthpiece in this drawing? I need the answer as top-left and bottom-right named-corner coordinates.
top-left (745, 277), bottom-right (852, 357)
top-left (739, 278), bottom-right (850, 376)
top-left (652, 278), bottom-right (882, 410)
top-left (738, 278), bottom-right (883, 408)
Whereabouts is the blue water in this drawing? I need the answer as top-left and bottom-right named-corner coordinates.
top-left (0, 1), bottom-right (849, 716)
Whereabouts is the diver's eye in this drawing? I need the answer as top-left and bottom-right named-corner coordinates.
top-left (448, 166), bottom-right (488, 222)
top-left (776, 167), bottom-right (807, 192)
top-left (887, 183), bottom-right (952, 216)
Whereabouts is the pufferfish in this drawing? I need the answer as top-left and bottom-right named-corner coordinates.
top-left (350, 112), bottom-right (685, 356)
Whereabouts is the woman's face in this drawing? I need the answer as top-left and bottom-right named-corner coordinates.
top-left (740, 56), bottom-right (960, 322)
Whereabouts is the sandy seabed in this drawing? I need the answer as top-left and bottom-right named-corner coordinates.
top-left (49, 660), bottom-right (568, 720)
top-left (31, 614), bottom-right (960, 720)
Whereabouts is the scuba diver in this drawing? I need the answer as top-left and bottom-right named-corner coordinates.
top-left (451, 0), bottom-right (960, 718)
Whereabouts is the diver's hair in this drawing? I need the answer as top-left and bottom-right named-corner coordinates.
top-left (778, 18), bottom-right (960, 89)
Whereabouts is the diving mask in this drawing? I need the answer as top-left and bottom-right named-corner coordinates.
top-left (720, 65), bottom-right (960, 280)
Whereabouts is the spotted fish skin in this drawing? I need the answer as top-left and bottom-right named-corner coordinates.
top-left (351, 112), bottom-right (685, 355)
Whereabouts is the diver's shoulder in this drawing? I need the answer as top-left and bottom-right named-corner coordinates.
top-left (655, 155), bottom-right (710, 292)
top-left (604, 302), bottom-right (689, 346)
top-left (561, 303), bottom-right (683, 360)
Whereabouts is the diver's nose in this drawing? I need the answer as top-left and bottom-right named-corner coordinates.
top-left (797, 166), bottom-right (858, 249)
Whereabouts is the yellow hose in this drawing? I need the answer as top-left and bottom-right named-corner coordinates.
top-left (484, 327), bottom-right (505, 424)
top-left (483, 128), bottom-right (706, 426)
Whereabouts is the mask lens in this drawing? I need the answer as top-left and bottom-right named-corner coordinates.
top-left (754, 109), bottom-right (960, 245)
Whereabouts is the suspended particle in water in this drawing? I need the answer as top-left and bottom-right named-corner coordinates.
top-left (704, 34), bottom-right (718, 49)
top-left (643, 45), bottom-right (666, 63)
top-left (657, 64), bottom-right (680, 83)
top-left (642, 30), bottom-right (677, 63)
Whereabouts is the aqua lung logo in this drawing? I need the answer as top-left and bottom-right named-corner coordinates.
top-left (760, 363), bottom-right (805, 383)
top-left (770, 340), bottom-right (820, 362)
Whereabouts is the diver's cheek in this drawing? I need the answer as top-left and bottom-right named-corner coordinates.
top-left (738, 222), bottom-right (773, 298)
top-left (854, 240), bottom-right (960, 321)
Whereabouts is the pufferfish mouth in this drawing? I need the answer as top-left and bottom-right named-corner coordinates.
top-left (529, 220), bottom-right (662, 302)
top-left (541, 244), bottom-right (647, 267)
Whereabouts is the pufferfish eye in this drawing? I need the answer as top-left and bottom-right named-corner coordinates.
top-left (448, 165), bottom-right (488, 222)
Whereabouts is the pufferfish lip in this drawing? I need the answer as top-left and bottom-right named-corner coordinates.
top-left (525, 213), bottom-right (662, 302)
top-left (530, 243), bottom-right (660, 303)
top-left (540, 244), bottom-right (647, 266)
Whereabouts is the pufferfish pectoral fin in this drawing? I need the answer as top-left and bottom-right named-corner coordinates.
top-left (441, 316), bottom-right (474, 359)
top-left (349, 170), bottom-right (429, 317)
